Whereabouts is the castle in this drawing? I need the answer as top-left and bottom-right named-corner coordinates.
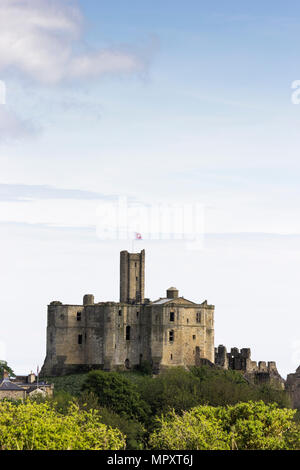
top-left (41, 250), bottom-right (282, 384)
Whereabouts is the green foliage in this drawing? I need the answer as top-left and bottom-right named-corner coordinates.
top-left (0, 360), bottom-right (15, 378)
top-left (149, 401), bottom-right (299, 450)
top-left (134, 361), bottom-right (153, 376)
top-left (0, 400), bottom-right (125, 450)
top-left (44, 373), bottom-right (89, 396)
top-left (149, 407), bottom-right (230, 450)
top-left (256, 384), bottom-right (291, 408)
top-left (82, 370), bottom-right (151, 422)
top-left (138, 368), bottom-right (201, 416)
top-left (98, 407), bottom-right (146, 450)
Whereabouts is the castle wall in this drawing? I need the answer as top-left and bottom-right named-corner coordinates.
top-left (151, 303), bottom-right (214, 372)
top-left (41, 250), bottom-right (215, 377)
top-left (42, 299), bottom-right (153, 376)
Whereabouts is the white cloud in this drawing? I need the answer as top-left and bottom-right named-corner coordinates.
top-left (0, 0), bottom-right (142, 84)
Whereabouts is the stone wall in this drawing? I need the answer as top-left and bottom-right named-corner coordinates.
top-left (41, 250), bottom-right (215, 377)
top-left (215, 345), bottom-right (284, 389)
top-left (286, 367), bottom-right (300, 408)
top-left (0, 389), bottom-right (26, 401)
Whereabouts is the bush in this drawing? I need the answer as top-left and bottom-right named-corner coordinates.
top-left (0, 400), bottom-right (125, 450)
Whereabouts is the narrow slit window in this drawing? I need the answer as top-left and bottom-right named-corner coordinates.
top-left (126, 325), bottom-right (131, 340)
top-left (78, 334), bottom-right (83, 345)
top-left (170, 311), bottom-right (175, 322)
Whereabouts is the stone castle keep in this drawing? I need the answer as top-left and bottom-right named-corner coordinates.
top-left (41, 250), bottom-right (282, 383)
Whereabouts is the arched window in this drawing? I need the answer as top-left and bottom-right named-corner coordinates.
top-left (126, 325), bottom-right (131, 340)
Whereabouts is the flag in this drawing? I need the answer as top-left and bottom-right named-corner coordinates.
top-left (135, 232), bottom-right (142, 240)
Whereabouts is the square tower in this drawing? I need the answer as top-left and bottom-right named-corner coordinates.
top-left (120, 250), bottom-right (145, 304)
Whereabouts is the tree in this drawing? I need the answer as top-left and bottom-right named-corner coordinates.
top-left (149, 407), bottom-right (230, 450)
top-left (0, 360), bottom-right (15, 378)
top-left (82, 370), bottom-right (150, 422)
top-left (0, 400), bottom-right (125, 450)
top-left (149, 401), bottom-right (299, 450)
top-left (138, 367), bottom-right (202, 417)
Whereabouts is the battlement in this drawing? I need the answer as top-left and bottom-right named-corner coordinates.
top-left (215, 345), bottom-right (280, 375)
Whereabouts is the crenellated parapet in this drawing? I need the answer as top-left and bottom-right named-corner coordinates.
top-left (214, 345), bottom-right (284, 388)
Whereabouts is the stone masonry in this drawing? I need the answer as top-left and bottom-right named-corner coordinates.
top-left (215, 345), bottom-right (285, 389)
top-left (41, 249), bottom-right (283, 384)
top-left (41, 250), bottom-right (215, 376)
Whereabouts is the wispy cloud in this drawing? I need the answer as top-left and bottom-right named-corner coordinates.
top-left (0, 183), bottom-right (116, 201)
top-left (0, 0), bottom-right (144, 84)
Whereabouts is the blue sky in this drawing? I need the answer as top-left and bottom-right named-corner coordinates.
top-left (0, 0), bottom-right (300, 377)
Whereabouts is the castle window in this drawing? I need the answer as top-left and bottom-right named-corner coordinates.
top-left (187, 318), bottom-right (189, 324)
top-left (125, 359), bottom-right (130, 369)
top-left (169, 330), bottom-right (174, 342)
top-left (170, 354), bottom-right (173, 360)
top-left (170, 312), bottom-right (175, 322)
top-left (77, 311), bottom-right (81, 321)
top-left (78, 334), bottom-right (83, 345)
top-left (126, 325), bottom-right (131, 340)
top-left (136, 311), bottom-right (139, 318)
top-left (196, 312), bottom-right (201, 323)
top-left (193, 335), bottom-right (196, 340)
top-left (119, 310), bottom-right (122, 316)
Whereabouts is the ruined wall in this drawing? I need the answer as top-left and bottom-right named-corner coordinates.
top-left (215, 345), bottom-right (284, 389)
top-left (286, 367), bottom-right (300, 408)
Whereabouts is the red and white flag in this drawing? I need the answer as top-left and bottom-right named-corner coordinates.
top-left (135, 232), bottom-right (142, 240)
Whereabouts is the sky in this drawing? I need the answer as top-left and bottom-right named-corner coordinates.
top-left (1, 0), bottom-right (300, 377)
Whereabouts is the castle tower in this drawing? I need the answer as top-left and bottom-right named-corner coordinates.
top-left (120, 250), bottom-right (145, 304)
